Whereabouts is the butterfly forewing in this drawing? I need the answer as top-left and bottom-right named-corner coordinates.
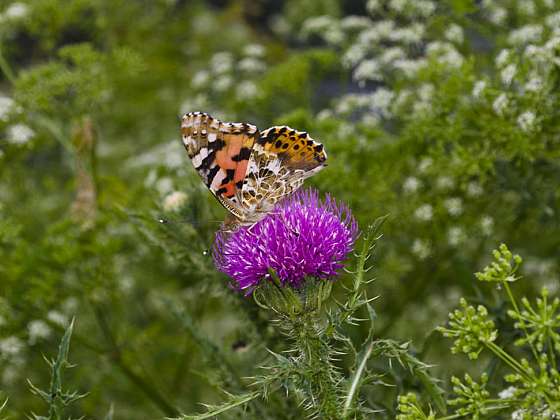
top-left (181, 112), bottom-right (258, 218)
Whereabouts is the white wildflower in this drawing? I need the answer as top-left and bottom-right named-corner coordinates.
top-left (393, 58), bottom-right (426, 77)
top-left (508, 25), bottom-right (542, 46)
top-left (370, 88), bottom-right (394, 117)
top-left (243, 44), bottom-right (265, 58)
top-left (414, 0), bottom-right (436, 18)
top-left (236, 80), bottom-right (258, 100)
top-left (379, 47), bottom-right (405, 65)
top-left (317, 109), bottom-right (333, 121)
top-left (495, 49), bottom-right (510, 67)
top-left (426, 41), bottom-right (463, 67)
top-left (518, 1), bottom-right (535, 17)
top-left (27, 320), bottom-right (52, 345)
top-left (472, 80), bottom-right (486, 98)
top-left (0, 96), bottom-right (14, 121)
top-left (191, 70), bottom-right (209, 89)
top-left (545, 12), bottom-right (560, 29)
top-left (302, 15), bottom-right (335, 37)
top-left (7, 124), bottom-right (34, 144)
top-left (492, 93), bottom-right (508, 116)
top-left (436, 176), bottom-right (454, 190)
top-left (500, 64), bottom-right (517, 85)
top-left (361, 113), bottom-right (379, 127)
top-left (342, 43), bottom-right (368, 67)
top-left (412, 239), bottom-right (431, 259)
top-left (353, 59), bottom-right (382, 85)
top-left (466, 182), bottom-right (483, 197)
top-left (480, 215), bottom-right (494, 235)
top-left (3, 2), bottom-right (28, 20)
top-left (388, 23), bottom-right (425, 44)
top-left (0, 336), bottom-right (24, 357)
top-left (489, 7), bottom-right (507, 25)
top-left (447, 226), bottom-right (464, 246)
top-left (47, 310), bottom-right (68, 327)
top-left (163, 191), bottom-right (188, 212)
top-left (403, 176), bottom-right (421, 193)
top-left (210, 52), bottom-right (233, 74)
top-left (524, 44), bottom-right (547, 62)
top-left (239, 57), bottom-right (266, 73)
top-left (517, 111), bottom-right (536, 132)
top-left (418, 157), bottom-right (433, 173)
top-left (511, 409), bottom-right (526, 420)
top-left (366, 0), bottom-right (381, 14)
top-left (498, 386), bottom-right (517, 399)
top-left (340, 16), bottom-right (371, 31)
top-left (388, 0), bottom-right (408, 13)
top-left (445, 24), bottom-right (464, 44)
top-left (524, 76), bottom-right (543, 93)
top-left (213, 75), bottom-right (233, 92)
top-left (324, 27), bottom-right (344, 45)
top-left (414, 204), bottom-right (433, 221)
top-left (444, 197), bottom-right (463, 216)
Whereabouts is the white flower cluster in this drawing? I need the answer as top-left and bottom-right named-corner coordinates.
top-left (188, 45), bottom-right (266, 103)
top-left (7, 123), bottom-right (35, 145)
top-left (0, 2), bottom-right (29, 23)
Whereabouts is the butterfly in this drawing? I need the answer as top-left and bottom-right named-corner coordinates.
top-left (180, 112), bottom-right (327, 228)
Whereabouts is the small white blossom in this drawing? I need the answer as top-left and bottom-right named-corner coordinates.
top-left (508, 25), bottom-right (543, 46)
top-left (366, 0), bottom-right (381, 14)
top-left (388, 23), bottom-right (425, 44)
top-left (27, 320), bottom-right (52, 345)
top-left (0, 336), bottom-right (24, 357)
top-left (379, 47), bottom-right (405, 65)
top-left (418, 157), bottom-right (433, 173)
top-left (492, 93), bottom-right (508, 116)
top-left (444, 197), bottom-right (463, 216)
top-left (163, 191), bottom-right (188, 212)
top-left (191, 71), bottom-right (209, 89)
top-left (480, 215), bottom-right (494, 235)
top-left (517, 111), bottom-right (536, 132)
top-left (302, 15), bottom-right (335, 37)
top-left (545, 12), bottom-right (560, 29)
top-left (47, 310), bottom-right (68, 327)
top-left (210, 52), bottom-right (233, 74)
top-left (472, 80), bottom-right (486, 98)
top-left (213, 75), bottom-right (233, 92)
top-left (236, 80), bottom-right (258, 100)
top-left (445, 24), bottom-right (464, 44)
top-left (498, 386), bottom-right (517, 399)
top-left (489, 7), bottom-right (507, 25)
top-left (370, 88), bottom-right (394, 117)
top-left (388, 0), bottom-right (408, 13)
top-left (524, 76), bottom-right (543, 93)
top-left (436, 176), bottom-right (454, 190)
top-left (3, 2), bottom-right (28, 20)
top-left (0, 96), bottom-right (14, 121)
top-left (511, 409), bottom-right (526, 420)
top-left (412, 239), bottom-right (431, 259)
top-left (243, 44), bottom-right (265, 58)
top-left (414, 0), bottom-right (436, 18)
top-left (238, 57), bottom-right (266, 73)
top-left (500, 64), bottom-right (517, 85)
top-left (518, 1), bottom-right (535, 17)
top-left (340, 16), bottom-right (371, 31)
top-left (466, 182), bottom-right (483, 197)
top-left (447, 226), bottom-right (464, 246)
top-left (353, 59), bottom-right (382, 85)
top-left (342, 43), bottom-right (368, 67)
top-left (361, 113), bottom-right (379, 127)
top-left (414, 204), bottom-right (433, 221)
top-left (393, 58), bottom-right (427, 77)
top-left (317, 109), bottom-right (334, 121)
top-left (403, 176), bottom-right (421, 193)
top-left (495, 49), bottom-right (510, 67)
top-left (7, 123), bottom-right (35, 144)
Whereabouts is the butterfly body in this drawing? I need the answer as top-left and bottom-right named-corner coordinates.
top-left (181, 112), bottom-right (327, 228)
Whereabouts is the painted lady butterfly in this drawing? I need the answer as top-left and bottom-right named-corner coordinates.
top-left (181, 112), bottom-right (327, 228)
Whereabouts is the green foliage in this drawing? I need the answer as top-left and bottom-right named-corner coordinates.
top-left (1, 0), bottom-right (560, 418)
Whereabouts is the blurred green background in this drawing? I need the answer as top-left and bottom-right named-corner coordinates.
top-left (1, 0), bottom-right (559, 417)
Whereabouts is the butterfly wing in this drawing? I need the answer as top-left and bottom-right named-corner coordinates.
top-left (240, 126), bottom-right (327, 217)
top-left (180, 112), bottom-right (258, 219)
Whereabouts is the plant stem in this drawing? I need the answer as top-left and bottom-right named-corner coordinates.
top-left (343, 340), bottom-right (373, 417)
top-left (292, 311), bottom-right (341, 419)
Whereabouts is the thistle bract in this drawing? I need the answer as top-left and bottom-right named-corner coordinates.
top-left (213, 189), bottom-right (358, 293)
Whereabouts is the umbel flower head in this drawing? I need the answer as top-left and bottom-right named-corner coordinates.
top-left (213, 189), bottom-right (358, 293)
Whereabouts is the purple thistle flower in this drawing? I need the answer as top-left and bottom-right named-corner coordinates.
top-left (213, 189), bottom-right (359, 294)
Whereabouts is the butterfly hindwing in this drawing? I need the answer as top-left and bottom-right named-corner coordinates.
top-left (181, 112), bottom-right (258, 217)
